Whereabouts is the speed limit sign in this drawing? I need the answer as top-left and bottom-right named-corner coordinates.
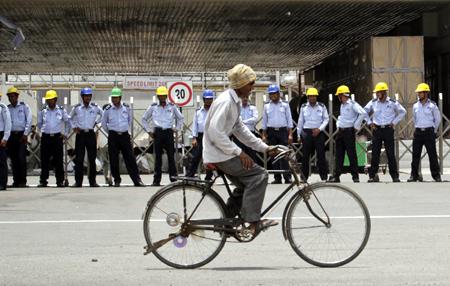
top-left (167, 81), bottom-right (193, 107)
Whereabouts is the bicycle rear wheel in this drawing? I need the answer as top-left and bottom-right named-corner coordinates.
top-left (286, 183), bottom-right (371, 267)
top-left (143, 183), bottom-right (227, 269)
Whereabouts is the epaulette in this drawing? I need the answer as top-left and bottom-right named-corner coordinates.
top-left (301, 103), bottom-right (307, 107)
top-left (389, 97), bottom-right (396, 103)
top-left (371, 98), bottom-right (377, 102)
top-left (123, 103), bottom-right (130, 107)
top-left (250, 103), bottom-right (255, 106)
top-left (104, 104), bottom-right (112, 111)
top-left (90, 102), bottom-right (98, 107)
top-left (168, 102), bottom-right (175, 106)
top-left (19, 101), bottom-right (25, 105)
top-left (74, 103), bottom-right (82, 108)
top-left (264, 100), bottom-right (271, 104)
top-left (0, 102), bottom-right (6, 109)
top-left (429, 100), bottom-right (437, 106)
top-left (151, 103), bottom-right (157, 106)
top-left (318, 102), bottom-right (325, 107)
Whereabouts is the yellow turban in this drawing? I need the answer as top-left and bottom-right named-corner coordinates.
top-left (227, 64), bottom-right (257, 89)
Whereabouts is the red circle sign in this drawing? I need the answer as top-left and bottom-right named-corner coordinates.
top-left (168, 82), bottom-right (193, 107)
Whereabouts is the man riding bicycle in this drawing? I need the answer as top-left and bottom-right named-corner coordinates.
top-left (203, 63), bottom-right (278, 235)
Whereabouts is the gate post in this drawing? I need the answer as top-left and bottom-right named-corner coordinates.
top-left (328, 93), bottom-right (334, 176)
top-left (439, 92), bottom-right (443, 175)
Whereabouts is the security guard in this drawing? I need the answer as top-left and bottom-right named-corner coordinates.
top-left (262, 84), bottom-right (293, 184)
top-left (297, 87), bottom-right (329, 181)
top-left (364, 82), bottom-right (406, 183)
top-left (328, 85), bottom-right (366, 183)
top-left (142, 86), bottom-right (184, 186)
top-left (102, 87), bottom-right (145, 187)
top-left (37, 90), bottom-right (71, 187)
top-left (70, 87), bottom-right (103, 187)
top-left (408, 83), bottom-right (442, 182)
top-left (0, 92), bottom-right (12, 191)
top-left (186, 89), bottom-right (214, 180)
top-left (6, 87), bottom-right (32, 187)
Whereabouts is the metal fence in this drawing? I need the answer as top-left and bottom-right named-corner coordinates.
top-left (21, 93), bottom-right (449, 179)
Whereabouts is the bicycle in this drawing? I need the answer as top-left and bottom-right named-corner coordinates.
top-left (142, 145), bottom-right (371, 269)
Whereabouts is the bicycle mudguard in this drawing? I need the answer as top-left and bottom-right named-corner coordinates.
top-left (281, 183), bottom-right (323, 240)
top-left (281, 190), bottom-right (302, 240)
top-left (141, 181), bottom-right (214, 220)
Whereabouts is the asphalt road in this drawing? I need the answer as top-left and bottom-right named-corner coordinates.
top-left (1, 174), bottom-right (450, 286)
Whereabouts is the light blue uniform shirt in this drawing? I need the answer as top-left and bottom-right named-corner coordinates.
top-left (412, 99), bottom-right (441, 132)
top-left (141, 102), bottom-right (184, 133)
top-left (101, 103), bottom-right (132, 133)
top-left (8, 102), bottom-right (32, 135)
top-left (364, 97), bottom-right (406, 126)
top-left (297, 102), bottom-right (329, 137)
top-left (336, 99), bottom-right (366, 129)
top-left (70, 103), bottom-right (103, 130)
top-left (191, 107), bottom-right (208, 137)
top-left (241, 104), bottom-right (258, 132)
top-left (0, 103), bottom-right (12, 140)
top-left (37, 105), bottom-right (71, 135)
top-left (262, 100), bottom-right (293, 129)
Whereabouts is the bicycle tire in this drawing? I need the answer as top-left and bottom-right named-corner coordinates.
top-left (143, 182), bottom-right (227, 269)
top-left (285, 183), bottom-right (371, 267)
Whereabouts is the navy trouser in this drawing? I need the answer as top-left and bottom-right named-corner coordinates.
top-left (368, 126), bottom-right (398, 179)
top-left (410, 127), bottom-right (440, 179)
top-left (74, 130), bottom-right (97, 185)
top-left (266, 127), bottom-right (291, 181)
top-left (7, 131), bottom-right (27, 185)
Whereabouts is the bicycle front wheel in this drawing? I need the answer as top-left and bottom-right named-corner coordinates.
top-left (286, 183), bottom-right (371, 267)
top-left (143, 183), bottom-right (227, 269)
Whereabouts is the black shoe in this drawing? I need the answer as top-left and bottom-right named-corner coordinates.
top-left (407, 176), bottom-right (418, 182)
top-left (271, 180), bottom-right (282, 184)
top-left (284, 179), bottom-right (292, 184)
top-left (392, 178), bottom-right (401, 183)
top-left (352, 177), bottom-right (360, 183)
top-left (327, 176), bottom-right (340, 183)
top-left (71, 183), bottom-right (82, 188)
top-left (151, 182), bottom-right (161, 187)
top-left (434, 177), bottom-right (442, 182)
top-left (37, 182), bottom-right (48, 188)
top-left (0, 186), bottom-right (6, 191)
top-left (134, 181), bottom-right (146, 187)
top-left (114, 181), bottom-right (121, 187)
top-left (56, 183), bottom-right (65, 188)
top-left (320, 175), bottom-right (328, 181)
top-left (368, 174), bottom-right (379, 183)
top-left (17, 183), bottom-right (28, 188)
top-left (90, 183), bottom-right (100, 187)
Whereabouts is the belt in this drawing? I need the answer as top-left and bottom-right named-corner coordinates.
top-left (43, 132), bottom-right (61, 137)
top-left (416, 127), bottom-right (434, 132)
top-left (80, 129), bottom-right (94, 133)
top-left (375, 124), bottom-right (392, 129)
top-left (109, 130), bottom-right (128, 136)
top-left (154, 127), bottom-right (173, 131)
top-left (267, 127), bottom-right (287, 131)
top-left (11, 130), bottom-right (25, 135)
top-left (339, 127), bottom-right (354, 131)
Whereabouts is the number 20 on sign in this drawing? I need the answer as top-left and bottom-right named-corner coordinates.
top-left (167, 81), bottom-right (194, 107)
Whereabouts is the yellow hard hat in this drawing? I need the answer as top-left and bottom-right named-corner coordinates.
top-left (335, 85), bottom-right (350, 95)
top-left (0, 92), bottom-right (2, 97)
top-left (306, 87), bottom-right (319, 96)
top-left (44, 90), bottom-right (58, 100)
top-left (7, 87), bottom-right (19, 95)
top-left (415, 83), bottom-right (430, 93)
top-left (156, 86), bottom-right (169, 96)
top-left (373, 82), bottom-right (389, 93)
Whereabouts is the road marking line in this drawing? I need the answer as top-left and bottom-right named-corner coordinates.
top-left (1, 215), bottom-right (450, 224)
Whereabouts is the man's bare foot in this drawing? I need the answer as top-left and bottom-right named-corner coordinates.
top-left (248, 219), bottom-right (279, 235)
